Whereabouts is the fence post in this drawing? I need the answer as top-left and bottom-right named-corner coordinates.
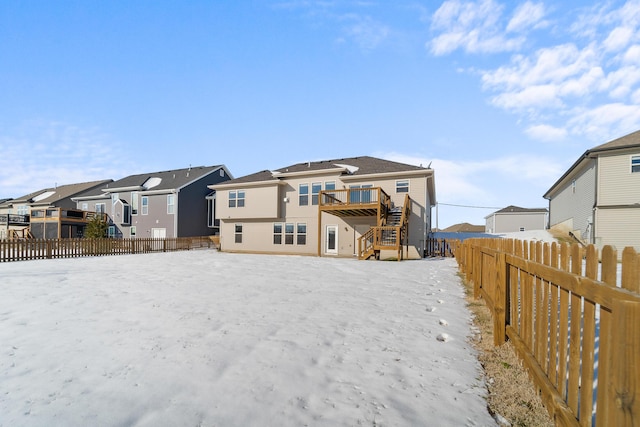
top-left (493, 251), bottom-right (507, 345)
top-left (46, 240), bottom-right (52, 259)
top-left (609, 300), bottom-right (640, 426)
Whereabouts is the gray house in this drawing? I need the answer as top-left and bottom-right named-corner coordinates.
top-left (73, 165), bottom-right (232, 238)
top-left (485, 205), bottom-right (548, 234)
top-left (543, 130), bottom-right (640, 251)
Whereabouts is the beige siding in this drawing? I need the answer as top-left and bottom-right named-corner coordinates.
top-left (598, 153), bottom-right (640, 206)
top-left (217, 185), bottom-right (281, 220)
top-left (218, 170), bottom-right (433, 257)
top-left (492, 212), bottom-right (548, 233)
top-left (594, 207), bottom-right (640, 252)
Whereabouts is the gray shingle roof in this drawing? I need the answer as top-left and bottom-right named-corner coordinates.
top-left (6, 180), bottom-right (113, 205)
top-left (226, 156), bottom-right (429, 185)
top-left (494, 205), bottom-right (548, 214)
top-left (591, 129), bottom-right (640, 152)
top-left (76, 166), bottom-right (225, 197)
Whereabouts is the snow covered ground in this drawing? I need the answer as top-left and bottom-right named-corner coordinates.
top-left (1, 251), bottom-right (496, 426)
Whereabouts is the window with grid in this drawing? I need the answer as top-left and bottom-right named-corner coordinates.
top-left (632, 155), bottom-right (640, 173)
top-left (299, 184), bottom-right (309, 206)
top-left (297, 223), bottom-right (307, 245)
top-left (285, 223), bottom-right (294, 244)
top-left (235, 224), bottom-right (243, 243)
top-left (273, 223), bottom-right (283, 244)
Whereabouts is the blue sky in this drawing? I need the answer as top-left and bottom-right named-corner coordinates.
top-left (1, 0), bottom-right (639, 228)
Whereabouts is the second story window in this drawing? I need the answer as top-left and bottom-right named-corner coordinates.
top-left (299, 184), bottom-right (309, 206)
top-left (17, 205), bottom-right (28, 216)
top-left (396, 180), bottom-right (409, 193)
top-left (632, 155), bottom-right (640, 173)
top-left (311, 182), bottom-right (322, 205)
top-left (131, 192), bottom-right (139, 215)
top-left (95, 203), bottom-right (106, 214)
top-left (229, 190), bottom-right (245, 208)
top-left (167, 194), bottom-right (175, 214)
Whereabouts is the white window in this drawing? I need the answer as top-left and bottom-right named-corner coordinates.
top-left (311, 182), bottom-right (322, 205)
top-left (167, 194), bottom-right (175, 214)
top-left (17, 205), bottom-right (28, 216)
top-left (141, 196), bottom-right (149, 215)
top-left (299, 184), bottom-right (309, 206)
top-left (235, 224), bottom-right (243, 243)
top-left (131, 192), bottom-right (139, 215)
top-left (229, 190), bottom-right (245, 208)
top-left (121, 203), bottom-right (131, 225)
top-left (632, 155), bottom-right (640, 173)
top-left (108, 226), bottom-right (116, 238)
top-left (81, 202), bottom-right (88, 211)
top-left (207, 198), bottom-right (215, 227)
top-left (396, 180), bottom-right (409, 193)
top-left (111, 193), bottom-right (119, 204)
top-left (285, 223), bottom-right (294, 244)
top-left (131, 226), bottom-right (136, 237)
top-left (95, 203), bottom-right (106, 214)
top-left (273, 223), bottom-right (283, 244)
top-left (297, 223), bottom-right (307, 245)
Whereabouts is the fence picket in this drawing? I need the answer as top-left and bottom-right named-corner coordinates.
top-left (0, 236), bottom-right (216, 262)
top-left (455, 237), bottom-right (640, 426)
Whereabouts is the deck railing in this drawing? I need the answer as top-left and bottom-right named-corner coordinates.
top-left (454, 237), bottom-right (640, 426)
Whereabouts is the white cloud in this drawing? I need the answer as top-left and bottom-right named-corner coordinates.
top-left (438, 1), bottom-right (640, 141)
top-left (506, 1), bottom-right (547, 33)
top-left (0, 120), bottom-right (135, 198)
top-left (429, 0), bottom-right (530, 55)
top-left (568, 102), bottom-right (640, 140)
top-left (603, 26), bottom-right (634, 52)
top-left (339, 14), bottom-right (390, 50)
top-left (525, 124), bottom-right (568, 141)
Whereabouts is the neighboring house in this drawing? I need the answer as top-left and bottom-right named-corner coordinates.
top-left (73, 165), bottom-right (232, 238)
top-left (0, 180), bottom-right (113, 239)
top-left (441, 222), bottom-right (485, 233)
top-left (543, 129), bottom-right (640, 251)
top-left (210, 156), bottom-right (436, 259)
top-left (485, 205), bottom-right (548, 233)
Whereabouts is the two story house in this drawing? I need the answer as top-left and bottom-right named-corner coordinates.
top-left (0, 180), bottom-right (113, 239)
top-left (484, 205), bottom-right (548, 234)
top-left (73, 165), bottom-right (232, 238)
top-left (543, 129), bottom-right (640, 251)
top-left (210, 156), bottom-right (436, 259)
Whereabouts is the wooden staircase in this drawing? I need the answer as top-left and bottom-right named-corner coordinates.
top-left (10, 228), bottom-right (34, 240)
top-left (358, 194), bottom-right (411, 261)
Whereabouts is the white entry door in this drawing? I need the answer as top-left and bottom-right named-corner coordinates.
top-left (152, 228), bottom-right (166, 238)
top-left (325, 225), bottom-right (338, 255)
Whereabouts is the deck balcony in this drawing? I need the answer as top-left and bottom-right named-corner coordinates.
top-left (0, 214), bottom-right (30, 226)
top-left (318, 187), bottom-right (391, 225)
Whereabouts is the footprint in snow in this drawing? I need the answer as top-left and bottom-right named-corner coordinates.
top-left (439, 319), bottom-right (448, 326)
top-left (437, 299), bottom-right (444, 304)
top-left (436, 333), bottom-right (450, 342)
top-left (426, 306), bottom-right (436, 312)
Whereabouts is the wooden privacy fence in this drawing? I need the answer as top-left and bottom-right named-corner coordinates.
top-left (0, 236), bottom-right (218, 263)
top-left (454, 238), bottom-right (640, 426)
